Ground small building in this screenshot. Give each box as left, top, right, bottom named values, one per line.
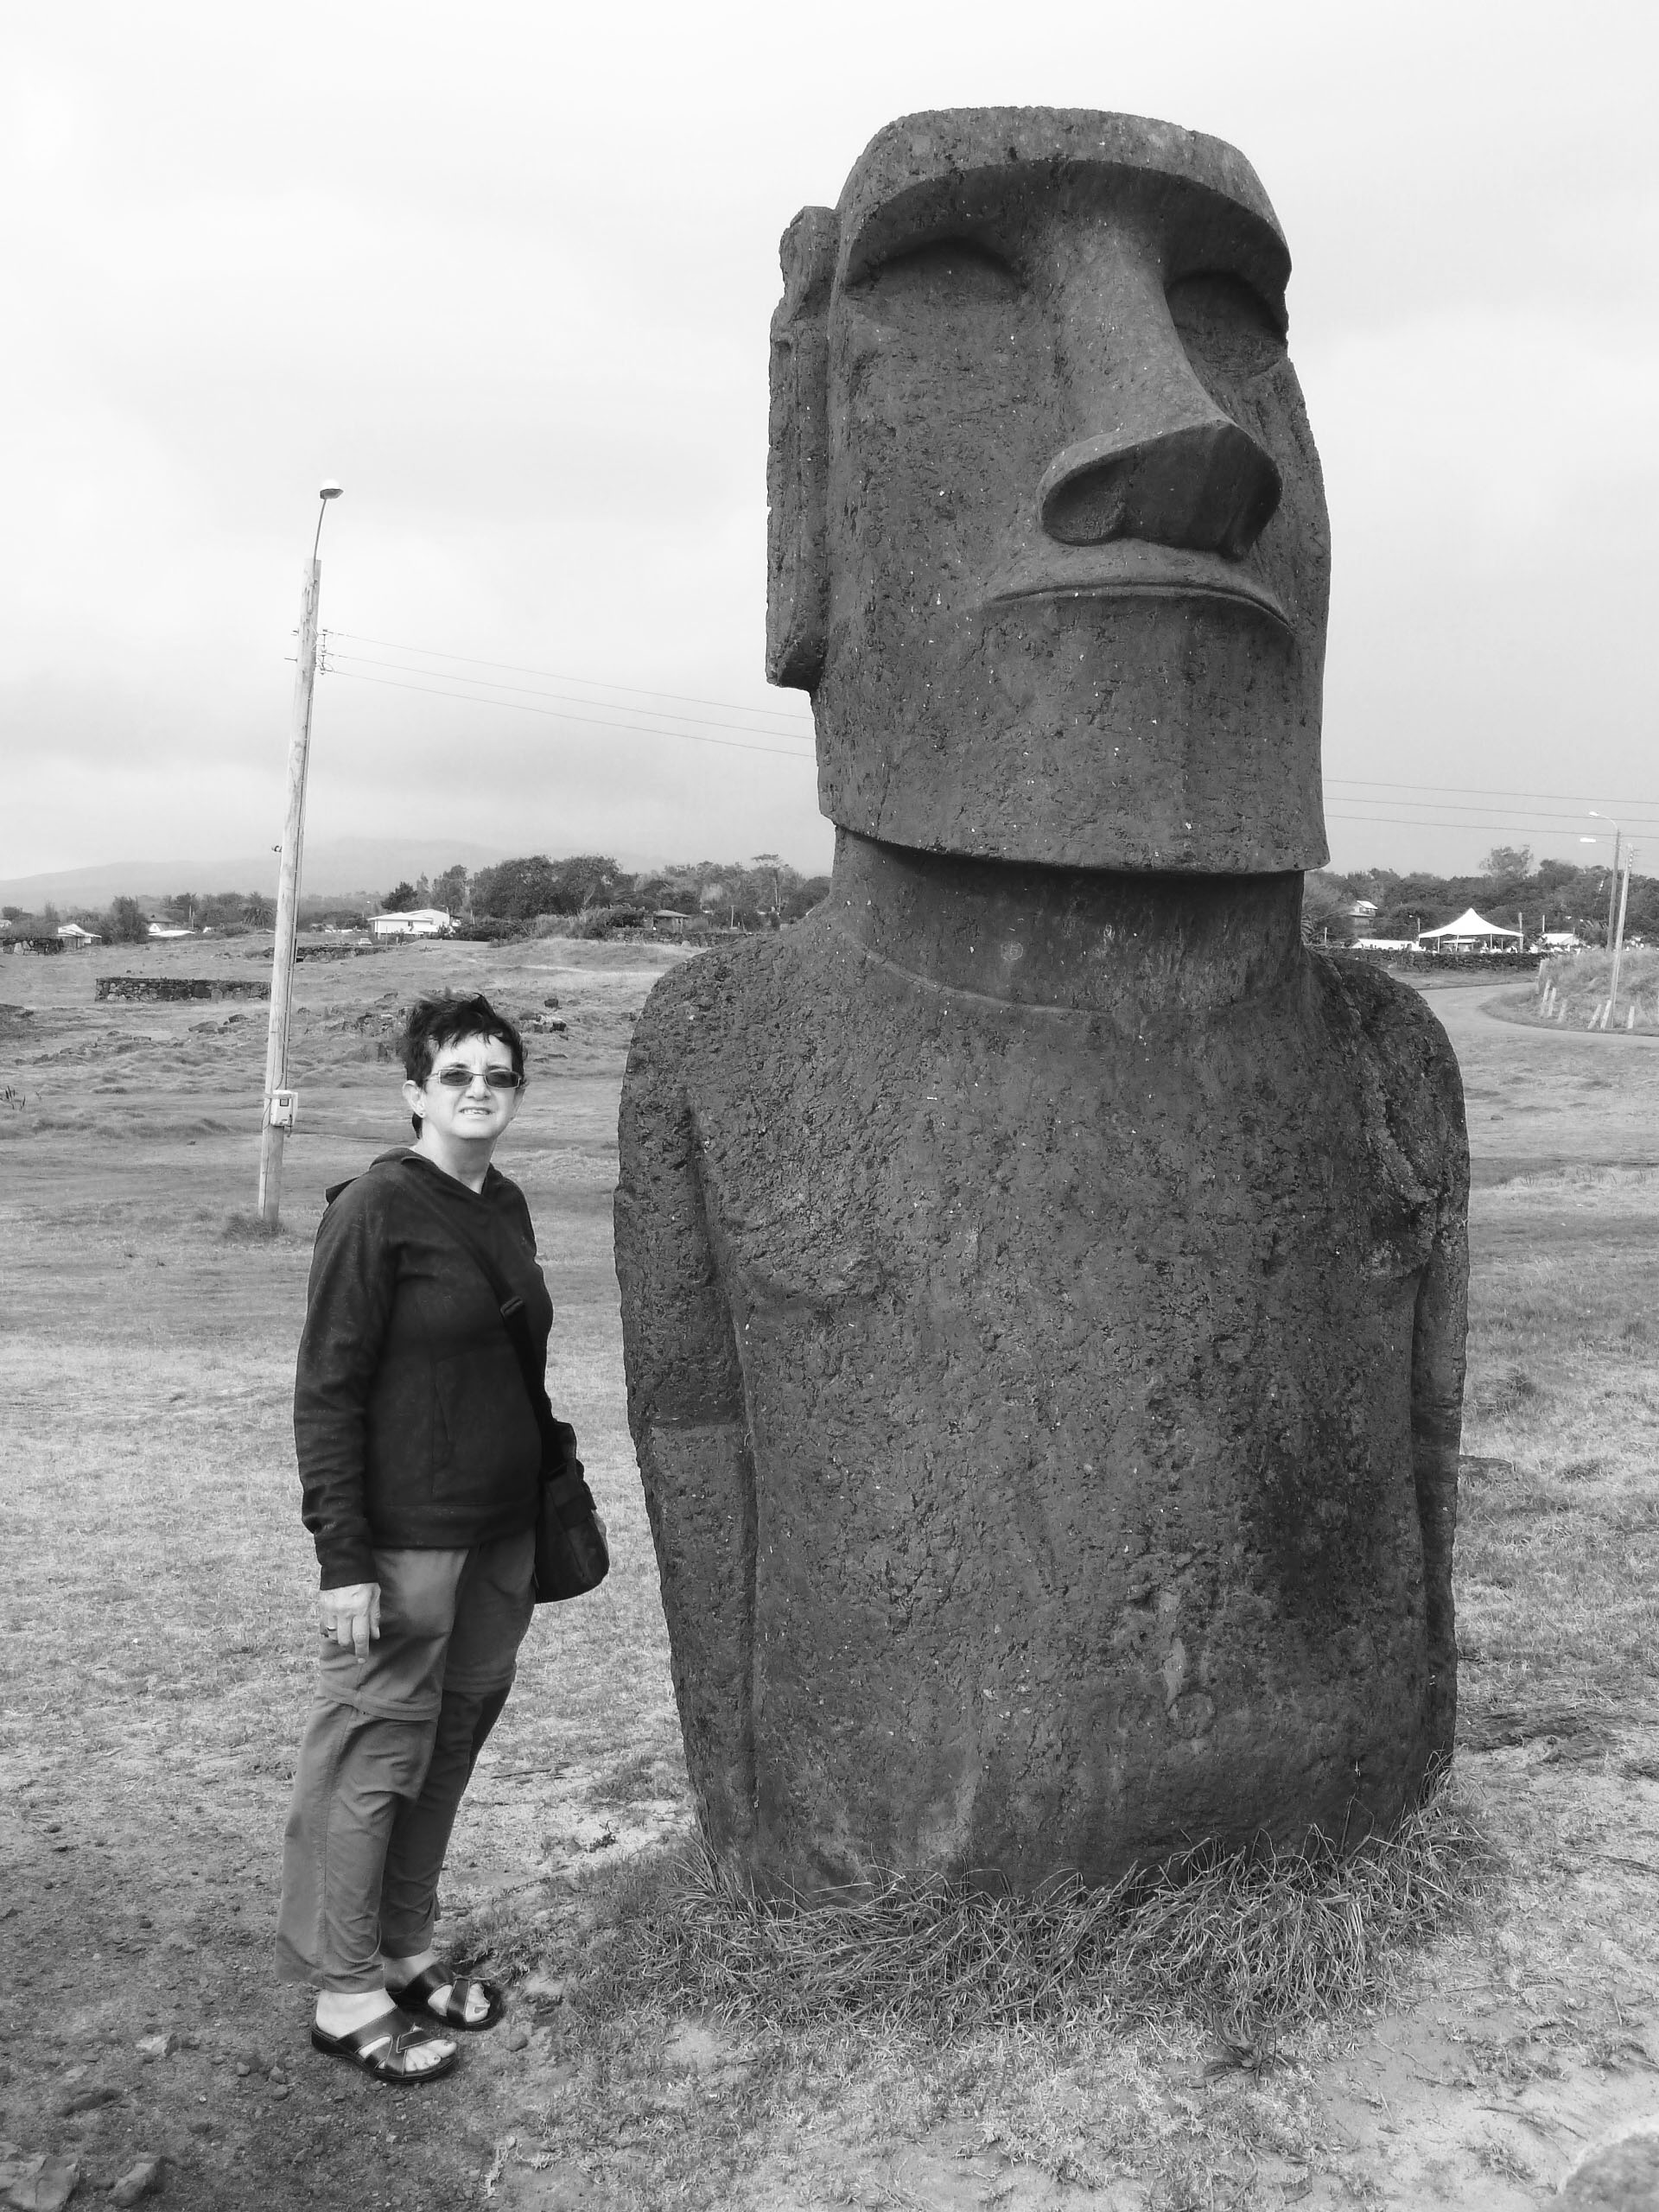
left=1415, top=908, right=1523, bottom=955
left=369, top=908, right=454, bottom=939
left=147, top=923, right=192, bottom=939
left=56, top=923, right=101, bottom=949
left=1540, top=931, right=1585, bottom=954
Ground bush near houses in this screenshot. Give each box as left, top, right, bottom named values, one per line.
left=449, top=854, right=832, bottom=938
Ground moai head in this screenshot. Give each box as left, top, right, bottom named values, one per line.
left=767, top=109, right=1332, bottom=873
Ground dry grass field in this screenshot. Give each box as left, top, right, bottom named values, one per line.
left=1519, top=947, right=1659, bottom=1036
left=2, top=938, right=1656, bottom=2211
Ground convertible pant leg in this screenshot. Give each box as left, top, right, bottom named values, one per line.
left=378, top=1533, right=535, bottom=1959
left=275, top=1532, right=534, bottom=1992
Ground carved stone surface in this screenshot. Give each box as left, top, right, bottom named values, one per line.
left=1560, top=2127, right=1659, bottom=2210
left=616, top=109, right=1468, bottom=1895
left=766, top=108, right=1331, bottom=875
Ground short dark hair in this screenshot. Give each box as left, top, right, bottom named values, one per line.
left=400, top=993, right=526, bottom=1135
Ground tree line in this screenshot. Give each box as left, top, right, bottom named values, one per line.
left=0, top=855, right=832, bottom=942
left=7, top=843, right=1649, bottom=949
left=377, top=853, right=832, bottom=933
left=0, top=890, right=276, bottom=942
left=1304, top=846, right=1656, bottom=946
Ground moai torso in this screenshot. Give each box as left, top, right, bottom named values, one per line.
left=615, top=109, right=1468, bottom=1892
left=617, top=860, right=1466, bottom=1890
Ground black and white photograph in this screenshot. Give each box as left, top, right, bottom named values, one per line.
left=3, top=4, right=1656, bottom=2207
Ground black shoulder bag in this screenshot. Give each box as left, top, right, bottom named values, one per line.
left=394, top=1171, right=610, bottom=1605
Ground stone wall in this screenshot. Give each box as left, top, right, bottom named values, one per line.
left=95, top=976, right=270, bottom=1003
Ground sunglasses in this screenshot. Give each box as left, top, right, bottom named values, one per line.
left=430, top=1066, right=524, bottom=1091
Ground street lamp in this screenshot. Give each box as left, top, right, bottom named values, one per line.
left=257, top=483, right=344, bottom=1226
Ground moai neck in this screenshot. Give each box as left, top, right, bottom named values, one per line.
left=823, top=830, right=1306, bottom=1020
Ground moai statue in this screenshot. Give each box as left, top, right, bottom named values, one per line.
left=615, top=109, right=1467, bottom=1895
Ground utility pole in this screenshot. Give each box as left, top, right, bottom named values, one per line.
left=1606, top=848, right=1634, bottom=1030
left=257, top=484, right=343, bottom=1226
left=1607, top=830, right=1622, bottom=946
left=1589, top=812, right=1623, bottom=947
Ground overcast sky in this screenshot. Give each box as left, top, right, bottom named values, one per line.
left=5, top=0, right=1656, bottom=884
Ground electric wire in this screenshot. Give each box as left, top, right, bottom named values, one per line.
left=325, top=630, right=816, bottom=738
left=315, top=630, right=1655, bottom=846
left=323, top=646, right=817, bottom=747
left=1324, top=810, right=1650, bottom=842
left=1323, top=799, right=1659, bottom=833
left=324, top=665, right=810, bottom=763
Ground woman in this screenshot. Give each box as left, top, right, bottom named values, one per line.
left=277, top=991, right=553, bottom=2082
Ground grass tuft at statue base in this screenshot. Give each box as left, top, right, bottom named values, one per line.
left=615, top=1769, right=1491, bottom=2039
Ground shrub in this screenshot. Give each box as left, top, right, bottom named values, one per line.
left=102, top=896, right=152, bottom=944
left=449, top=915, right=527, bottom=944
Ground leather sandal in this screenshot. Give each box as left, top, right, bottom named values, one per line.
left=309, top=2005, right=459, bottom=2083
left=385, top=1962, right=505, bottom=2032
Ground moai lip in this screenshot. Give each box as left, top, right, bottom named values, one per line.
left=617, top=110, right=1467, bottom=1897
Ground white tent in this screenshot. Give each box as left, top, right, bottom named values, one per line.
left=1415, top=908, right=1523, bottom=951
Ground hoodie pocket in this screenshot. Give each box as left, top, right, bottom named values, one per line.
left=431, top=1345, right=543, bottom=1503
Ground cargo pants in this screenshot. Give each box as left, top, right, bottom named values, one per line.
left=276, top=1530, right=536, bottom=1992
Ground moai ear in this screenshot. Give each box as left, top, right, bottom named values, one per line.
left=766, top=206, right=838, bottom=691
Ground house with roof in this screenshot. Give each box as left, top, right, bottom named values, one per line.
left=368, top=908, right=454, bottom=939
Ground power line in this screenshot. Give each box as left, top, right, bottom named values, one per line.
left=323, top=645, right=817, bottom=747
left=316, top=674, right=1649, bottom=835
left=328, top=634, right=1655, bottom=805
left=1327, top=772, right=1656, bottom=809
left=323, top=664, right=812, bottom=763
left=317, top=626, right=1656, bottom=837
left=1324, top=808, right=1656, bottom=841
left=326, top=629, right=816, bottom=737
left=1325, top=800, right=1659, bottom=833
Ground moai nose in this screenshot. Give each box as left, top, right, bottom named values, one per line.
left=1037, top=234, right=1282, bottom=560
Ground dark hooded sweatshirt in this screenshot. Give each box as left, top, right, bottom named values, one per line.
left=293, top=1147, right=553, bottom=1587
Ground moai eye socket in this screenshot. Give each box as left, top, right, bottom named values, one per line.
left=1166, top=272, right=1287, bottom=395
left=858, top=236, right=1024, bottom=323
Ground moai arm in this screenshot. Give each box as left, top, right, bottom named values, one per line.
left=1411, top=1023, right=1470, bottom=1760
left=614, top=1000, right=757, bottom=1852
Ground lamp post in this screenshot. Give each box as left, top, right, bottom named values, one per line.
left=257, top=484, right=343, bottom=1226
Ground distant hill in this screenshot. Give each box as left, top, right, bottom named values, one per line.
left=0, top=838, right=511, bottom=910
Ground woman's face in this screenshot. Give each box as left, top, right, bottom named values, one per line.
left=402, top=1032, right=524, bottom=1147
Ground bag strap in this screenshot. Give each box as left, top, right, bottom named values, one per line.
left=392, top=1160, right=571, bottom=1476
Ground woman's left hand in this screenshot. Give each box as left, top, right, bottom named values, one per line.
left=317, top=1580, right=381, bottom=1658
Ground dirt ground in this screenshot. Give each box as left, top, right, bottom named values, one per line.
left=1, top=937, right=1656, bottom=2210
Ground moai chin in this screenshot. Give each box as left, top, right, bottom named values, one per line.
left=616, top=109, right=1468, bottom=1895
